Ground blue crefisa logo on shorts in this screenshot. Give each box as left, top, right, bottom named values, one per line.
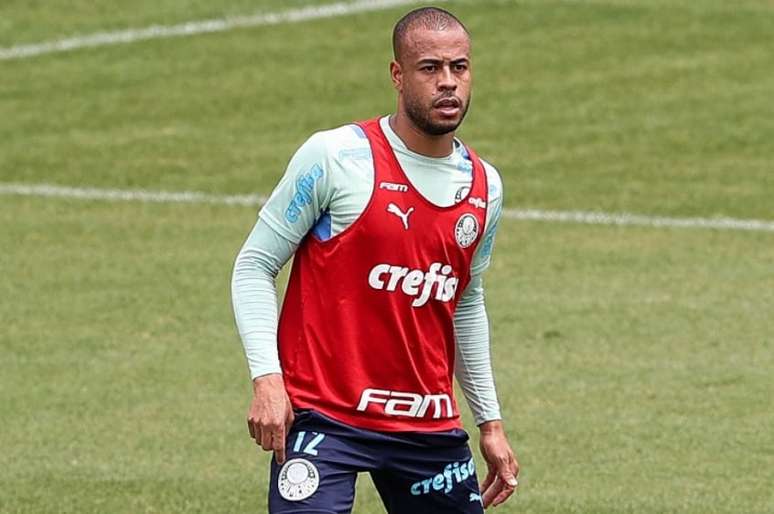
left=285, top=164, right=324, bottom=223
left=409, top=458, right=476, bottom=496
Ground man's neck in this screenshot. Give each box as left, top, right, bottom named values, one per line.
left=388, top=113, right=455, bottom=158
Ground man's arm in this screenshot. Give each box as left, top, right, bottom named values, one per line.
left=232, top=219, right=298, bottom=464
left=232, top=219, right=296, bottom=378
left=231, top=132, right=333, bottom=464
left=454, top=277, right=520, bottom=508
left=453, top=275, right=501, bottom=425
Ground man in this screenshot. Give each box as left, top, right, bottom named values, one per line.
left=232, top=6, right=519, bottom=513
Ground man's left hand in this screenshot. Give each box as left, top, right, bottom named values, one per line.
left=478, top=420, right=519, bottom=509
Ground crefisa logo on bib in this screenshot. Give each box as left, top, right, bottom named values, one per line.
left=368, top=262, right=459, bottom=307
left=455, top=214, right=479, bottom=248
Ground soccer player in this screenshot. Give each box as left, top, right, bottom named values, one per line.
left=232, top=6, right=519, bottom=513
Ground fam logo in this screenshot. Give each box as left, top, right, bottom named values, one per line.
left=409, top=458, right=477, bottom=496
left=379, top=181, right=409, bottom=193
left=455, top=214, right=479, bottom=248
left=357, top=388, right=453, bottom=419
left=284, top=164, right=324, bottom=223
left=367, top=262, right=459, bottom=307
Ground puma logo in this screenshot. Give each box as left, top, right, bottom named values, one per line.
left=387, top=202, right=414, bottom=230
left=469, top=493, right=482, bottom=504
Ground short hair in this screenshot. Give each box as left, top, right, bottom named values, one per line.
left=392, top=6, right=469, bottom=61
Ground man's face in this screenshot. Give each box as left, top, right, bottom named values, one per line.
left=393, top=26, right=472, bottom=136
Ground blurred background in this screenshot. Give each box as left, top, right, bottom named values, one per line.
left=1, top=1, right=772, bottom=512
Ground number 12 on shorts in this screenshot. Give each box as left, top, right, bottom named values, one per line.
left=292, top=431, right=326, bottom=456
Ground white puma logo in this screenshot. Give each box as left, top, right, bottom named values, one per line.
left=469, top=493, right=482, bottom=504
left=387, top=202, right=414, bottom=230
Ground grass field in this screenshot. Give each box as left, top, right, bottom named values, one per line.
left=2, top=1, right=773, bottom=513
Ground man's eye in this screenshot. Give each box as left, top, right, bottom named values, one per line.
left=422, top=65, right=436, bottom=72
left=454, top=64, right=468, bottom=72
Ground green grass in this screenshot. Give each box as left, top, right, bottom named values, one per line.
left=2, top=0, right=773, bottom=513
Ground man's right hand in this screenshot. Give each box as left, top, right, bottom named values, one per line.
left=247, top=373, right=295, bottom=465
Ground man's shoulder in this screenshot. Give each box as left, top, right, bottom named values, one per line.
left=300, top=122, right=372, bottom=161
left=455, top=140, right=502, bottom=193
left=475, top=156, right=503, bottom=204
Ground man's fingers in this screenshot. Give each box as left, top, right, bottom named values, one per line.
left=490, top=463, right=519, bottom=507
left=500, top=468, right=519, bottom=488
left=491, top=485, right=516, bottom=507
left=479, top=468, right=496, bottom=494
left=508, top=456, right=520, bottom=484
left=256, top=426, right=265, bottom=445
left=247, top=418, right=256, bottom=439
left=481, top=475, right=502, bottom=508
left=480, top=467, right=500, bottom=508
left=260, top=426, right=274, bottom=451
left=274, top=445, right=287, bottom=466
left=273, top=427, right=287, bottom=465
left=482, top=470, right=519, bottom=508
left=285, top=409, right=295, bottom=436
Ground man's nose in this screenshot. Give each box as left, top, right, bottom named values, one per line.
left=438, top=65, right=457, bottom=91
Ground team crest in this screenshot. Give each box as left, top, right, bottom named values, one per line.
left=455, top=214, right=479, bottom=248
left=278, top=458, right=320, bottom=501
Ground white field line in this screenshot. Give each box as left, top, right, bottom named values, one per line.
left=0, top=0, right=435, bottom=61
left=0, top=182, right=266, bottom=207
left=506, top=209, right=774, bottom=232
left=2, top=182, right=773, bottom=233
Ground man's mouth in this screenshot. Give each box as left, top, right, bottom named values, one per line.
left=433, top=97, right=461, bottom=116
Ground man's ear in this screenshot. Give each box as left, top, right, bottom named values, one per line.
left=390, top=60, right=402, bottom=92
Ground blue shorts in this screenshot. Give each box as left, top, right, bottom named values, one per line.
left=268, top=410, right=484, bottom=514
